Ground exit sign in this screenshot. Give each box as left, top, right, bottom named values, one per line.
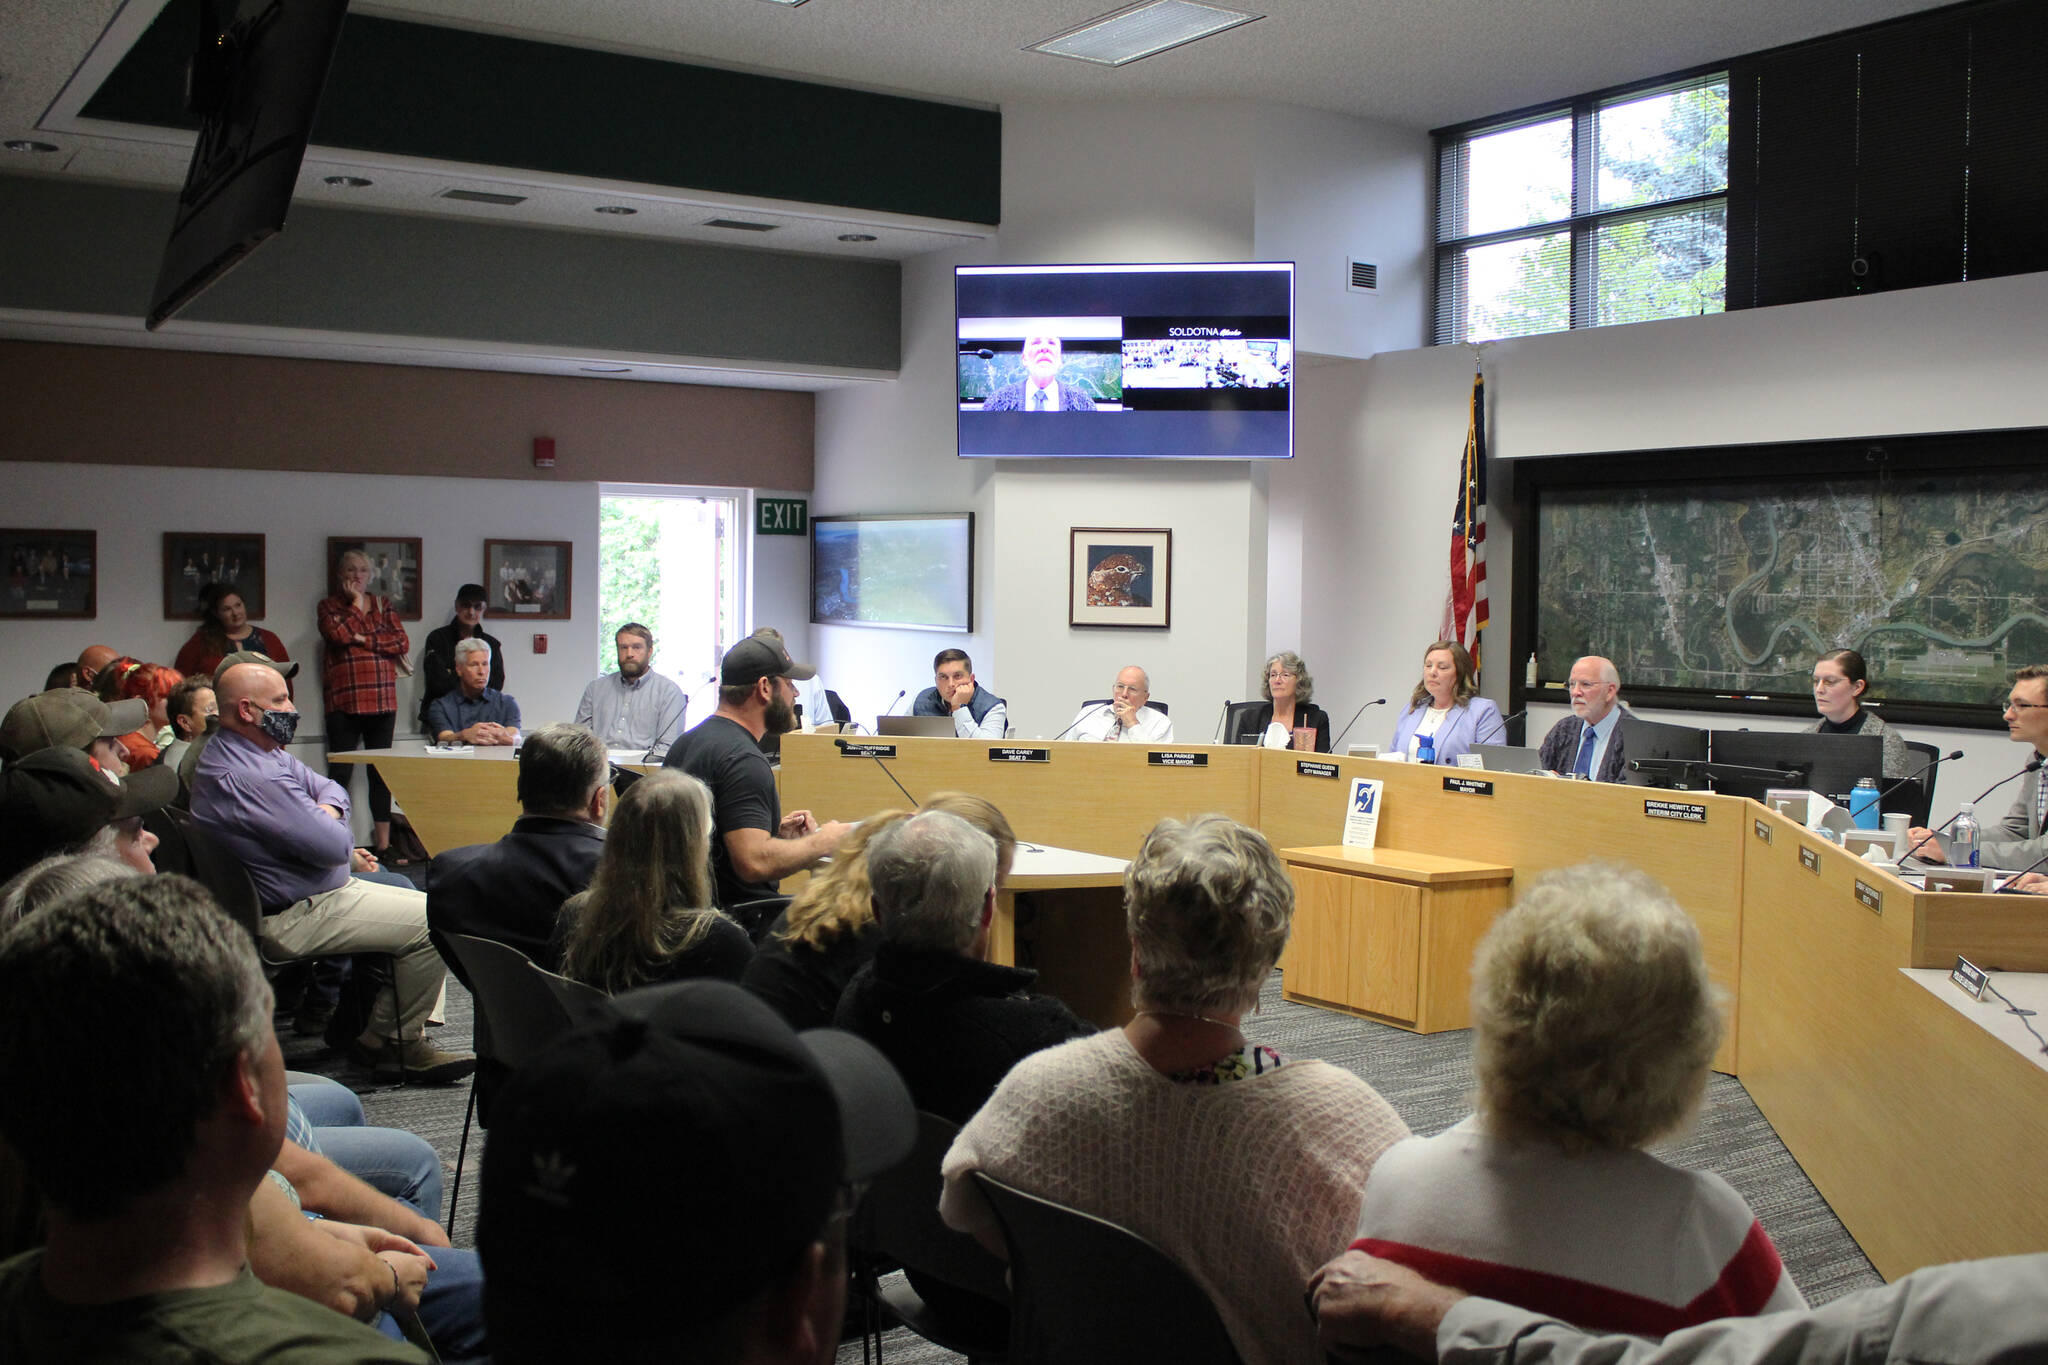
left=757, top=498, right=808, bottom=536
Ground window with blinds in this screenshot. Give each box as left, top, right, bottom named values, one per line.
left=1433, top=76, right=1729, bottom=346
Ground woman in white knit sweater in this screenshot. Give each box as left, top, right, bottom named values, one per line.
left=940, top=814, right=1410, bottom=1365
left=1341, top=863, right=1806, bottom=1336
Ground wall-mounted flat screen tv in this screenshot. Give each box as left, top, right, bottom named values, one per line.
left=956, top=262, right=1294, bottom=460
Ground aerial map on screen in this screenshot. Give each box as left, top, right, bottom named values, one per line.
left=1535, top=471, right=2048, bottom=707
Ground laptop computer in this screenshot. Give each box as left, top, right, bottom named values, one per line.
left=1471, top=743, right=1550, bottom=775
left=877, top=715, right=956, bottom=738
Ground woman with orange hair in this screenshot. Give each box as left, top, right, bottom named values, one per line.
left=111, top=662, right=184, bottom=769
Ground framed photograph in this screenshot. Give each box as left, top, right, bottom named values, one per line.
left=1069, top=527, right=1172, bottom=629
left=811, top=513, right=974, bottom=633
left=328, top=538, right=424, bottom=619
left=1, top=529, right=96, bottom=619
left=484, top=539, right=572, bottom=619
left=164, top=532, right=265, bottom=619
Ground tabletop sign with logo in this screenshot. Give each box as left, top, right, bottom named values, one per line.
left=991, top=747, right=1051, bottom=763
left=1799, top=845, right=1821, bottom=874
left=1443, top=775, right=1494, bottom=797
left=1644, top=799, right=1707, bottom=823
left=838, top=742, right=896, bottom=759
left=1753, top=818, right=1773, bottom=844
left=1149, top=751, right=1209, bottom=767
left=1296, top=760, right=1341, bottom=779
left=1950, top=954, right=1989, bottom=1001
left=1853, top=879, right=1884, bottom=915
left=756, top=498, right=808, bottom=536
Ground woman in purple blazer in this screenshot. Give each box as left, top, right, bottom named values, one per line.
left=1388, top=640, right=1505, bottom=764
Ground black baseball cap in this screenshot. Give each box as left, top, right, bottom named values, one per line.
left=0, top=747, right=177, bottom=881
left=720, top=635, right=817, bottom=686
left=456, top=583, right=489, bottom=607
left=479, top=980, right=911, bottom=1354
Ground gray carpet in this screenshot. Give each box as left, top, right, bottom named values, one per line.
left=281, top=965, right=1881, bottom=1365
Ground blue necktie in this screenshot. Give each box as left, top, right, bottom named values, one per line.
left=1572, top=722, right=1597, bottom=778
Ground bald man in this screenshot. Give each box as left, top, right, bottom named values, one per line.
left=1535, top=655, right=1632, bottom=782
left=75, top=644, right=118, bottom=688
left=189, top=663, right=472, bottom=1084
left=1067, top=666, right=1173, bottom=742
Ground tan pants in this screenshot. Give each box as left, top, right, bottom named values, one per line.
left=261, top=877, right=444, bottom=1041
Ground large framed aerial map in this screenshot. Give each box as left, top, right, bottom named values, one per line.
left=1517, top=428, right=2048, bottom=727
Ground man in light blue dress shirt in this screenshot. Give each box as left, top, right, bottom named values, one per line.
left=574, top=622, right=687, bottom=760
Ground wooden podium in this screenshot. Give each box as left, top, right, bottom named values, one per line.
left=1278, top=845, right=1512, bottom=1033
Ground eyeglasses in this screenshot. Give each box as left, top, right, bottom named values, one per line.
left=2006, top=699, right=2048, bottom=712
left=1566, top=681, right=1608, bottom=693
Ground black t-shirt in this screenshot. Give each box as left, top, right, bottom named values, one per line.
left=664, top=714, right=779, bottom=907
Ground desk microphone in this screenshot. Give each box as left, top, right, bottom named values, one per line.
left=1051, top=702, right=1112, bottom=744
left=1902, top=754, right=2043, bottom=863
left=879, top=689, right=908, bottom=720
left=1876, top=749, right=1963, bottom=804
left=1992, top=841, right=2048, bottom=893
left=835, top=736, right=920, bottom=808
left=1212, top=698, right=1231, bottom=744
left=1329, top=699, right=1388, bottom=752
left=1486, top=708, right=1527, bottom=746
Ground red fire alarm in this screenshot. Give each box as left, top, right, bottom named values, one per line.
left=533, top=437, right=556, bottom=469
left=533, top=634, right=548, bottom=654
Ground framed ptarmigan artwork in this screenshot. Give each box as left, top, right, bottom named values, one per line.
left=1069, top=527, right=1171, bottom=629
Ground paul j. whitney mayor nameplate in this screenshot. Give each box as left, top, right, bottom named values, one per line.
left=1443, top=775, right=1494, bottom=796
left=838, top=743, right=897, bottom=759
left=990, top=747, right=1051, bottom=763
left=1148, top=751, right=1209, bottom=767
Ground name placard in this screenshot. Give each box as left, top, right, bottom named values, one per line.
left=1148, top=750, right=1209, bottom=767
left=1644, top=799, right=1707, bottom=823
left=1799, top=846, right=1821, bottom=873
left=1296, top=760, right=1340, bottom=779
left=1443, top=775, right=1494, bottom=797
left=838, top=743, right=897, bottom=759
left=990, top=747, right=1050, bottom=764
left=1853, top=879, right=1884, bottom=915
left=1753, top=818, right=1772, bottom=844
left=1950, top=955, right=1989, bottom=1001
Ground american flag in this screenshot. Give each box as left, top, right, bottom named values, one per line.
left=1443, top=373, right=1488, bottom=667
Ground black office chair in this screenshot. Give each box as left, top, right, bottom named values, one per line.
left=730, top=894, right=794, bottom=944
left=440, top=933, right=581, bottom=1227
left=853, top=1112, right=1010, bottom=1362
left=972, top=1173, right=1243, bottom=1365
left=1219, top=701, right=1265, bottom=746
left=1081, top=698, right=1168, bottom=714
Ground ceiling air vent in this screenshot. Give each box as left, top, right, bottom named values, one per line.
left=701, top=217, right=780, bottom=232
left=1348, top=259, right=1379, bottom=292
left=439, top=189, right=527, bottom=206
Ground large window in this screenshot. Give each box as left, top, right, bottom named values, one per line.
left=1434, top=75, right=1729, bottom=345
left=598, top=488, right=743, bottom=690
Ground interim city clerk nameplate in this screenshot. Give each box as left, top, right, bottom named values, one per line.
left=1148, top=751, right=1209, bottom=767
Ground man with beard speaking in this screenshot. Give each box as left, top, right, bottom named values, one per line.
left=665, top=634, right=852, bottom=923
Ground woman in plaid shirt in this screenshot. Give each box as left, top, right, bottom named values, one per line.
left=318, top=547, right=410, bottom=858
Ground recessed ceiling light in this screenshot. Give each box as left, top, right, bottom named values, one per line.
left=4, top=139, right=60, bottom=154
left=1029, top=0, right=1261, bottom=67
left=837, top=233, right=877, bottom=243
left=594, top=205, right=638, bottom=215
left=323, top=174, right=372, bottom=188
left=580, top=366, right=632, bottom=374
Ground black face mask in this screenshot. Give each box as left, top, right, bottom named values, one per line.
left=254, top=705, right=299, bottom=747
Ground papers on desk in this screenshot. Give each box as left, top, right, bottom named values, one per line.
left=1343, top=776, right=1384, bottom=849
left=423, top=744, right=474, bottom=755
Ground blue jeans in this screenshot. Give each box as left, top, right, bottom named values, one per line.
left=376, top=1244, right=487, bottom=1361
left=286, top=1074, right=445, bottom=1222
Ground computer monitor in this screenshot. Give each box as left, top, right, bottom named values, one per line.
left=1706, top=730, right=1884, bottom=805
left=1621, top=718, right=1709, bottom=789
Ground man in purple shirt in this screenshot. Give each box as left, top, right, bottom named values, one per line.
left=191, top=662, right=473, bottom=1085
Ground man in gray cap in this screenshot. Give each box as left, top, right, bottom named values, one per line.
left=664, top=635, right=851, bottom=917
left=480, top=979, right=913, bottom=1364
left=0, top=686, right=155, bottom=777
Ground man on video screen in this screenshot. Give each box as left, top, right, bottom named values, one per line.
left=982, top=334, right=1098, bottom=412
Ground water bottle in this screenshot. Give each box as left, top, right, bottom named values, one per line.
left=1950, top=802, right=1981, bottom=868
left=1417, top=735, right=1436, bottom=765
left=1849, top=777, right=1880, bottom=830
